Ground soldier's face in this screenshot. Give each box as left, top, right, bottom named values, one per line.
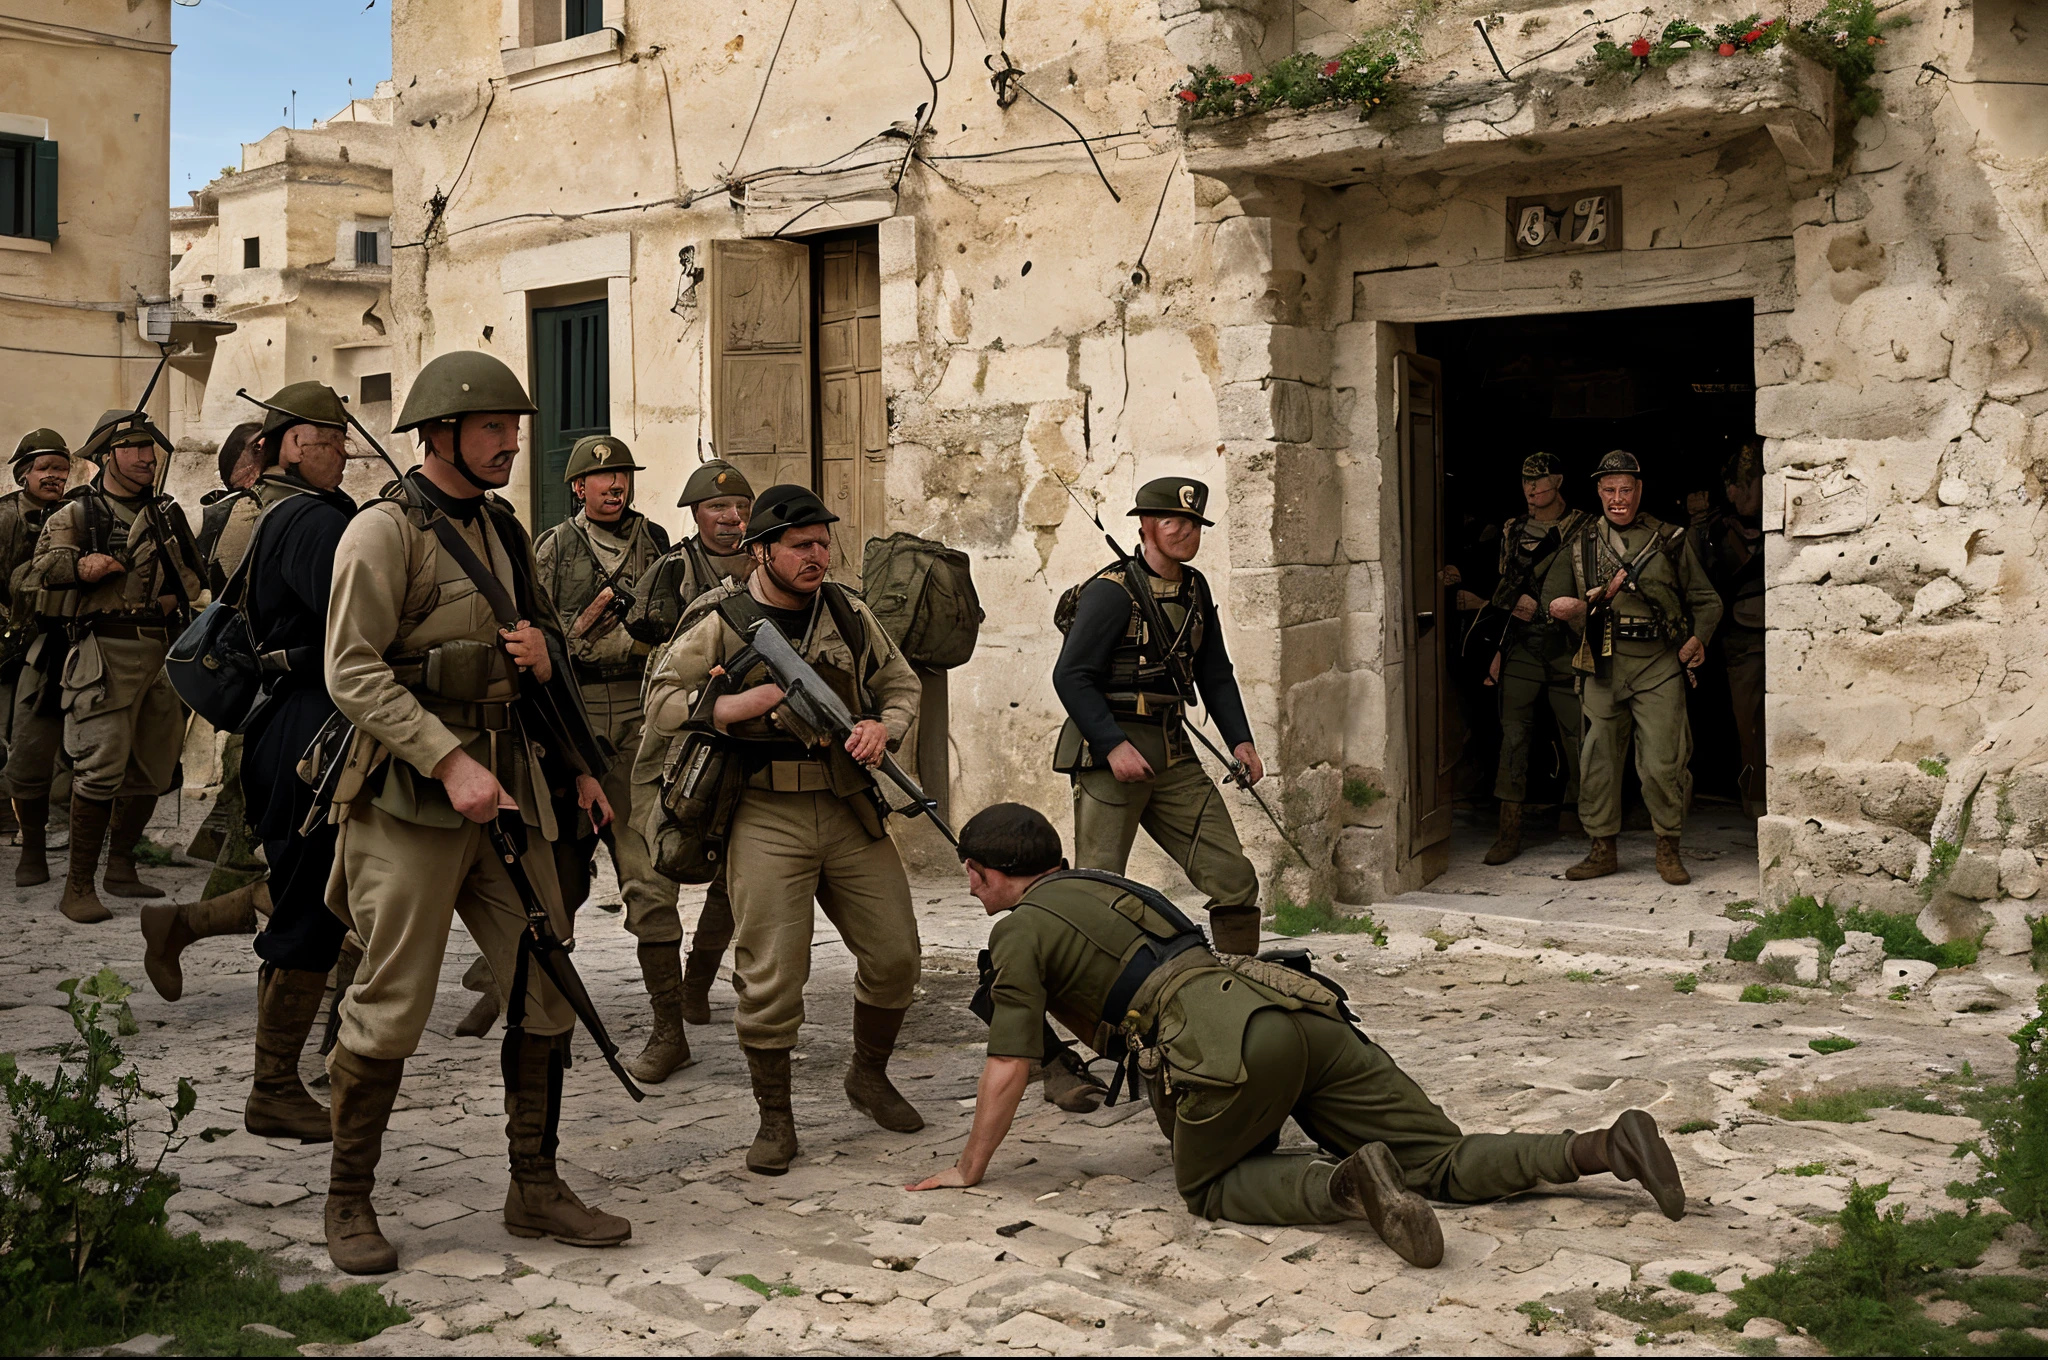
left=19, top=454, right=69, bottom=503
left=695, top=495, right=750, bottom=553
left=1140, top=513, right=1203, bottom=563
left=1522, top=475, right=1561, bottom=513
left=963, top=861, right=1026, bottom=914
left=107, top=440, right=158, bottom=494
left=759, top=524, right=831, bottom=594
left=1598, top=474, right=1642, bottom=526
left=576, top=470, right=631, bottom=522
left=427, top=413, right=522, bottom=486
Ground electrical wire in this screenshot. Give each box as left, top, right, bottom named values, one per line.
left=1012, top=84, right=1121, bottom=202
left=728, top=0, right=803, bottom=181
left=0, top=342, right=155, bottom=360
left=1506, top=12, right=1641, bottom=74
left=1918, top=62, right=2048, bottom=88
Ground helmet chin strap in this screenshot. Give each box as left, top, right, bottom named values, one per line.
left=760, top=544, right=816, bottom=603
left=444, top=419, right=495, bottom=493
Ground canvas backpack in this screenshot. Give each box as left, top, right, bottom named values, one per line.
left=859, top=531, right=984, bottom=670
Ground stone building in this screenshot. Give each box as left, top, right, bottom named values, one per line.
left=387, top=0, right=2047, bottom=907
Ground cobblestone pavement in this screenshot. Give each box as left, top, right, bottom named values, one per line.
left=3, top=798, right=2040, bottom=1356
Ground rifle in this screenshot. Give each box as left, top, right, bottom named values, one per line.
left=1050, top=476, right=1311, bottom=868
left=1572, top=524, right=1694, bottom=684
left=1462, top=518, right=1564, bottom=661
left=485, top=810, right=645, bottom=1102
left=733, top=614, right=960, bottom=847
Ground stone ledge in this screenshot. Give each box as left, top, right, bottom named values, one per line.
left=501, top=28, right=622, bottom=90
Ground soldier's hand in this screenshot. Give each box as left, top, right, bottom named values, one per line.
left=1606, top=567, right=1630, bottom=597
left=1679, top=636, right=1706, bottom=669
left=906, top=1166, right=980, bottom=1192
left=571, top=588, right=614, bottom=640
left=1487, top=652, right=1502, bottom=687
left=1512, top=593, right=1539, bottom=622
left=1106, top=741, right=1154, bottom=783
left=1437, top=564, right=1462, bottom=587
left=77, top=553, right=125, bottom=583
left=500, top=621, right=552, bottom=683
left=575, top=773, right=612, bottom=832
left=845, top=719, right=889, bottom=768
left=433, top=747, right=512, bottom=824
left=1455, top=590, right=1487, bottom=612
left=1549, top=596, right=1586, bottom=624
left=1233, top=742, right=1264, bottom=786
left=712, top=681, right=786, bottom=731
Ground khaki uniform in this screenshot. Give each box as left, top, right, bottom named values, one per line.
left=33, top=481, right=204, bottom=802
left=0, top=489, right=64, bottom=798
left=642, top=581, right=921, bottom=1050
left=984, top=872, right=1577, bottom=1223
left=1491, top=509, right=1589, bottom=805
left=324, top=485, right=582, bottom=1060
left=1541, top=514, right=1723, bottom=839
left=534, top=511, right=675, bottom=938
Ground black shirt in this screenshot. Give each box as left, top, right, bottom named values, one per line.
left=245, top=474, right=357, bottom=682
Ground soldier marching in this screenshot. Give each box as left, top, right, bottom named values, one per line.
left=2, top=426, right=78, bottom=884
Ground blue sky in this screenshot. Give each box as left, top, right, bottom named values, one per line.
left=170, top=0, right=392, bottom=204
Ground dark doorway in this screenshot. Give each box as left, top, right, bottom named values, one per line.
left=1415, top=299, right=1761, bottom=856
left=531, top=298, right=610, bottom=532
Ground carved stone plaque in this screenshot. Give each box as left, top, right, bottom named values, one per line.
left=1505, top=187, right=1623, bottom=261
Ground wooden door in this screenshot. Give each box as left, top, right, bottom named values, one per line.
left=1398, top=352, right=1452, bottom=858
left=709, top=239, right=812, bottom=495
left=532, top=298, right=609, bottom=532
left=815, top=232, right=883, bottom=583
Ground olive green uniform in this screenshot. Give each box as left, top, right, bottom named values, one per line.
left=534, top=510, right=674, bottom=938
left=0, top=488, right=65, bottom=799
left=984, top=872, right=1578, bottom=1223
left=1540, top=514, right=1722, bottom=839
left=642, top=581, right=921, bottom=1050
left=1492, top=509, right=1589, bottom=805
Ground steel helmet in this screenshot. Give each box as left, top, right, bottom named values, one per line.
left=678, top=458, right=754, bottom=507
left=11, top=427, right=69, bottom=467
left=393, top=352, right=537, bottom=433
left=563, top=434, right=644, bottom=482
left=243, top=380, right=349, bottom=437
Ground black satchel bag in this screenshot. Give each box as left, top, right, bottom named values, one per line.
left=166, top=499, right=282, bottom=732
left=652, top=728, right=745, bottom=884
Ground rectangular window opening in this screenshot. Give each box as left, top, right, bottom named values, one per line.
left=0, top=135, right=56, bottom=241
left=354, top=230, right=380, bottom=266
left=359, top=373, right=393, bottom=405
left=564, top=0, right=604, bottom=39
left=242, top=236, right=261, bottom=268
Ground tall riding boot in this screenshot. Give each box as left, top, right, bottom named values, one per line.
left=1564, top=835, right=1619, bottom=881
left=140, top=880, right=268, bottom=1001
left=1208, top=906, right=1262, bottom=957
left=103, top=796, right=166, bottom=899
left=14, top=797, right=49, bottom=887
left=59, top=796, right=114, bottom=924
left=1655, top=835, right=1691, bottom=886
left=454, top=955, right=500, bottom=1038
left=1483, top=801, right=1524, bottom=866
left=325, top=1044, right=404, bottom=1275
left=626, top=942, right=692, bottom=1083
left=742, top=1045, right=800, bottom=1175
left=845, top=1001, right=925, bottom=1133
left=1569, top=1108, right=1686, bottom=1221
left=502, top=1030, right=631, bottom=1246
left=679, top=945, right=723, bottom=1026
left=246, top=965, right=333, bottom=1141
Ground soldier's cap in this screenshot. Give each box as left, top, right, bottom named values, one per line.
left=1128, top=476, right=1213, bottom=526
left=239, top=381, right=349, bottom=438
left=1592, top=449, right=1643, bottom=480
left=564, top=434, right=644, bottom=482
left=76, top=409, right=170, bottom=463
left=11, top=428, right=70, bottom=467
left=678, top=458, right=754, bottom=508
left=741, top=483, right=838, bottom=547
left=957, top=802, right=1065, bottom=876
left=1519, top=452, right=1562, bottom=480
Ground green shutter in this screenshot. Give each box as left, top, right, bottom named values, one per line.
left=30, top=139, right=56, bottom=242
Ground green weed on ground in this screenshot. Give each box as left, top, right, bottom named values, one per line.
left=1667, top=1271, right=1720, bottom=1295
left=1567, top=969, right=1602, bottom=982
left=1741, top=984, right=1790, bottom=1004
left=1675, top=1119, right=1720, bottom=1135
left=2029, top=917, right=2048, bottom=977
left=732, top=1274, right=802, bottom=1299
left=1919, top=758, right=1949, bottom=780
left=1516, top=1300, right=1560, bottom=1334
left=1673, top=972, right=1699, bottom=994
left=1273, top=894, right=1387, bottom=945
left=1953, top=985, right=2048, bottom=1237
left=1810, top=1037, right=1859, bottom=1055
left=1726, top=895, right=1979, bottom=971
left=130, top=836, right=181, bottom=867
left=1754, top=1085, right=1948, bottom=1124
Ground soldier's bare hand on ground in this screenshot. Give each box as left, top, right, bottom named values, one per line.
left=845, top=719, right=888, bottom=768
left=1512, top=594, right=1539, bottom=622
left=575, top=773, right=612, bottom=832
left=1106, top=741, right=1155, bottom=783
left=711, top=680, right=785, bottom=731
left=1233, top=743, right=1264, bottom=786
left=1549, top=596, right=1586, bottom=624
left=432, top=747, right=513, bottom=824
left=76, top=553, right=125, bottom=583
left=500, top=621, right=552, bottom=683
left=1678, top=636, right=1705, bottom=669
left=1487, top=652, right=1502, bottom=687
left=906, top=1165, right=979, bottom=1191
left=570, top=588, right=613, bottom=639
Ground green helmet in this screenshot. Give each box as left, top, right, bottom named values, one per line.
left=76, top=409, right=167, bottom=464
left=1128, top=475, right=1213, bottom=527
left=563, top=434, right=643, bottom=482
left=678, top=459, right=754, bottom=508
left=11, top=427, right=69, bottom=467
left=393, top=351, right=537, bottom=433
left=741, top=483, right=838, bottom=546
left=1519, top=452, right=1561, bottom=480
left=1591, top=449, right=1643, bottom=480
left=243, top=380, right=348, bottom=437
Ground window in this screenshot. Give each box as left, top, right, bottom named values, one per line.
left=359, top=373, right=393, bottom=404
left=355, top=230, right=380, bottom=266
left=564, top=0, right=604, bottom=38
left=0, top=134, right=57, bottom=242
left=242, top=236, right=260, bottom=268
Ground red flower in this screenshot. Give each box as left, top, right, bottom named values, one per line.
left=1762, top=17, right=1778, bottom=27
left=1177, top=88, right=1198, bottom=102
left=1229, top=72, right=1254, bottom=85
left=1718, top=41, right=1736, bottom=55
left=1743, top=28, right=1762, bottom=42
left=1322, top=59, right=1341, bottom=77
left=1866, top=34, right=1884, bottom=45
left=1628, top=37, right=1652, bottom=57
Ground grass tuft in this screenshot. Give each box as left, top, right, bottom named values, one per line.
left=1272, top=894, right=1387, bottom=944
left=1341, top=776, right=1385, bottom=809
left=1674, top=1119, right=1719, bottom=1135
left=1566, top=969, right=1602, bottom=982
left=1754, top=1084, right=1946, bottom=1124
left=1672, top=972, right=1698, bottom=994
left=1666, top=1270, right=1719, bottom=1295
left=1726, top=895, right=1978, bottom=971
left=130, top=836, right=181, bottom=867
left=732, top=1273, right=802, bottom=1299
left=1740, top=984, right=1788, bottom=1004
left=1516, top=1300, right=1559, bottom=1334
left=1809, top=1037, right=1858, bottom=1055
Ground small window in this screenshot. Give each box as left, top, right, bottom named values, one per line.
left=169, top=252, right=183, bottom=270
left=242, top=236, right=260, bottom=268
left=564, top=0, right=603, bottom=39
left=355, top=230, right=380, bottom=266
left=359, top=373, right=393, bottom=404
left=0, top=135, right=57, bottom=242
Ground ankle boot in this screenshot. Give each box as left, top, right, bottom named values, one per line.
left=140, top=881, right=267, bottom=1002
left=455, top=955, right=500, bottom=1038
left=1207, top=906, right=1262, bottom=957
left=1039, top=1047, right=1108, bottom=1114
left=1570, top=1109, right=1685, bottom=1221
left=743, top=1045, right=800, bottom=1175
left=246, top=965, right=333, bottom=1141
left=1328, top=1142, right=1444, bottom=1268
left=103, top=796, right=166, bottom=899
left=1483, top=801, right=1524, bottom=865
left=846, top=1001, right=925, bottom=1133
left=1564, top=834, right=1619, bottom=881
left=1655, top=835, right=1691, bottom=885
left=679, top=945, right=723, bottom=1026
left=15, top=797, right=49, bottom=887
left=502, top=1030, right=631, bottom=1246
left=325, top=1044, right=404, bottom=1275
left=59, top=796, right=114, bottom=924
left=626, top=942, right=692, bottom=1083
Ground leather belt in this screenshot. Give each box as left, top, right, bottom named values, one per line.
left=752, top=759, right=832, bottom=793
left=79, top=617, right=170, bottom=640
left=574, top=660, right=647, bottom=684
left=1614, top=620, right=1664, bottom=642
left=418, top=695, right=515, bottom=731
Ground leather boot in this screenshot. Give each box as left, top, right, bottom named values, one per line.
left=1558, top=806, right=1585, bottom=838
left=743, top=1045, right=800, bottom=1175
left=1483, top=801, right=1523, bottom=865
left=1328, top=1142, right=1444, bottom=1268
left=246, top=965, right=333, bottom=1141
left=325, top=1044, right=404, bottom=1275
left=455, top=955, right=500, bottom=1038
left=626, top=942, right=692, bottom=1083
left=103, top=796, right=166, bottom=899
left=1039, top=1047, right=1108, bottom=1114
left=140, top=881, right=267, bottom=1002
left=679, top=945, right=723, bottom=1026
left=502, top=1029, right=631, bottom=1246
left=1570, top=1109, right=1686, bottom=1221
left=1564, top=835, right=1619, bottom=881
left=1208, top=906, right=1262, bottom=957
left=59, top=796, right=114, bottom=924
left=1655, top=835, right=1691, bottom=886
left=845, top=1001, right=925, bottom=1133
left=15, top=797, right=49, bottom=887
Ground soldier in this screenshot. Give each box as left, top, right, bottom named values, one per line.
left=187, top=418, right=268, bottom=877
left=1479, top=453, right=1592, bottom=864
left=625, top=458, right=754, bottom=1027
left=1542, top=451, right=1722, bottom=885
left=1051, top=476, right=1264, bottom=956
left=320, top=351, right=627, bottom=1274
left=911, top=802, right=1688, bottom=1257
left=641, top=484, right=924, bottom=1176
left=1, top=427, right=76, bottom=880
left=533, top=434, right=685, bottom=1083
left=1692, top=445, right=1766, bottom=818
left=33, top=409, right=205, bottom=924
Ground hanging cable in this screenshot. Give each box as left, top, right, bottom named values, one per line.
left=1011, top=83, right=1121, bottom=202
left=728, top=0, right=803, bottom=181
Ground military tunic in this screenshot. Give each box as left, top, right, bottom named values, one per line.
left=1540, top=513, right=1723, bottom=839
left=642, top=581, right=921, bottom=1050
left=1491, top=509, right=1589, bottom=805
left=32, top=479, right=205, bottom=803
left=985, top=872, right=1578, bottom=1223
left=0, top=488, right=65, bottom=799
left=197, top=487, right=261, bottom=595
left=534, top=510, right=676, bottom=940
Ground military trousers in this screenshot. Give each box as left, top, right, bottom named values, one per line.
left=693, top=866, right=736, bottom=960
left=326, top=803, right=575, bottom=1061
left=1723, top=627, right=1766, bottom=815
left=580, top=678, right=680, bottom=943
left=3, top=647, right=63, bottom=800
left=63, top=637, right=184, bottom=803
left=1577, top=639, right=1693, bottom=839
left=725, top=788, right=919, bottom=1050
left=1071, top=760, right=1257, bottom=912
left=1176, top=1010, right=1577, bottom=1225
left=1494, top=663, right=1581, bottom=805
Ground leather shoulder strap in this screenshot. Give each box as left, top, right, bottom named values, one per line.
left=1038, top=868, right=1204, bottom=940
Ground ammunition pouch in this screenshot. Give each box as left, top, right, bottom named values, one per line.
left=420, top=638, right=511, bottom=703
left=1613, top=618, right=1665, bottom=643
left=652, top=728, right=746, bottom=885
